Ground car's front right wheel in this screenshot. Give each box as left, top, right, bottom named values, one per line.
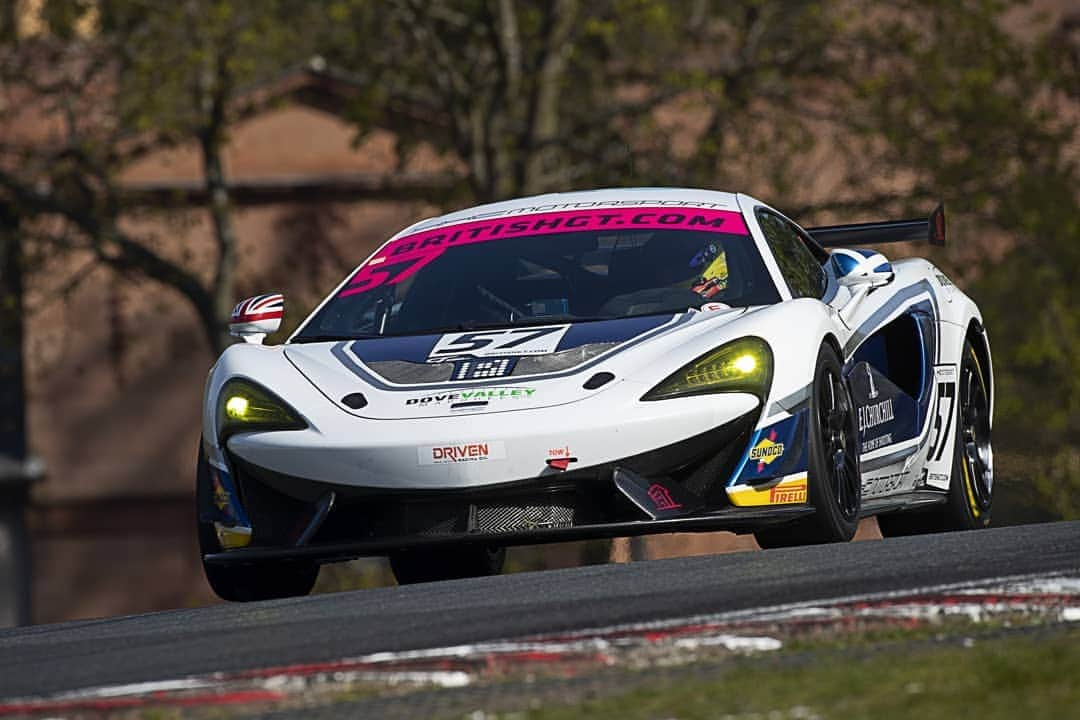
left=196, top=450, right=319, bottom=602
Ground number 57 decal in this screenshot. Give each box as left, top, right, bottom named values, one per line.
left=928, top=365, right=958, bottom=462
left=428, top=325, right=570, bottom=360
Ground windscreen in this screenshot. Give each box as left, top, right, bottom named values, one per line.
left=294, top=208, right=780, bottom=341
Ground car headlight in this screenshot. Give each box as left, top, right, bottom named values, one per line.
left=217, top=378, right=307, bottom=439
left=642, top=337, right=773, bottom=402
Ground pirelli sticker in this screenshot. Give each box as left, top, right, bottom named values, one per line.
left=726, top=474, right=808, bottom=507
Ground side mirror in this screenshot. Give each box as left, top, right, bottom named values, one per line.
left=831, top=249, right=894, bottom=291
left=229, top=293, right=284, bottom=344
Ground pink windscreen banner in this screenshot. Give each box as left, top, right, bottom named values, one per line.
left=339, top=207, right=749, bottom=297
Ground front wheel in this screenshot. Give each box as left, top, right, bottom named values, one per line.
left=196, top=450, right=319, bottom=601
left=756, top=343, right=861, bottom=548
left=389, top=545, right=506, bottom=585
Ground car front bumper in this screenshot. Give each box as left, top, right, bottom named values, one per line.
left=204, top=406, right=815, bottom=565
left=224, top=388, right=762, bottom=491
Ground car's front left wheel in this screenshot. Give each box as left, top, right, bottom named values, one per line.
left=755, top=342, right=862, bottom=548
left=196, top=451, right=319, bottom=602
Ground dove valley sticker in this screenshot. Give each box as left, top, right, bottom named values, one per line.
left=406, top=387, right=538, bottom=406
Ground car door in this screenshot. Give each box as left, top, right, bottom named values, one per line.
left=812, top=246, right=940, bottom=498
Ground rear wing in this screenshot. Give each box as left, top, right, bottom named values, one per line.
left=806, top=203, right=946, bottom=248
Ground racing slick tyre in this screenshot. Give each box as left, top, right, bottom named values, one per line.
left=389, top=546, right=507, bottom=585
left=196, top=452, right=319, bottom=602
left=878, top=339, right=992, bottom=536
left=755, top=343, right=862, bottom=548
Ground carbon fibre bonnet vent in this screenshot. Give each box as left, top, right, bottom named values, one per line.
left=341, top=392, right=368, bottom=409
left=583, top=372, right=615, bottom=389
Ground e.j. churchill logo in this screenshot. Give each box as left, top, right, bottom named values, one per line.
left=858, top=398, right=895, bottom=433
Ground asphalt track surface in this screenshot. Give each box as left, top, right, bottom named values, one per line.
left=2, top=520, right=1079, bottom=699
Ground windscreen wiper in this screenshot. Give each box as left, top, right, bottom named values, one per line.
left=295, top=316, right=615, bottom=343
left=289, top=333, right=382, bottom=344
left=382, top=316, right=613, bottom=336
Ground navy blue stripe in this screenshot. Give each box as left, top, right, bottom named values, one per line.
left=350, top=334, right=439, bottom=363
left=557, top=315, right=670, bottom=350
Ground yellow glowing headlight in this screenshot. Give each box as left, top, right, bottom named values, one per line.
left=643, top=337, right=773, bottom=401
left=732, top=354, right=757, bottom=374
left=225, top=395, right=250, bottom=419
left=217, top=378, right=306, bottom=438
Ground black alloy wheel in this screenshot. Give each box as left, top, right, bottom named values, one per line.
left=756, top=343, right=861, bottom=548
left=821, top=365, right=862, bottom=523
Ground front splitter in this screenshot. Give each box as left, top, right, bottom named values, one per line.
left=203, top=505, right=814, bottom=566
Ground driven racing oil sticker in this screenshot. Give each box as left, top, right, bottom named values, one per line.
left=419, top=441, right=506, bottom=465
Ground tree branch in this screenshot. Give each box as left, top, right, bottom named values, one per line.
left=521, top=0, right=578, bottom=194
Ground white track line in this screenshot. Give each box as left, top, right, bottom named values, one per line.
left=523, top=570, right=1080, bottom=640
left=7, top=570, right=1079, bottom=709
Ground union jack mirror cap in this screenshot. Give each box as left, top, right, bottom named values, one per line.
left=229, top=293, right=284, bottom=343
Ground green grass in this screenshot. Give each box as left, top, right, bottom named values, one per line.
left=519, top=626, right=1080, bottom=720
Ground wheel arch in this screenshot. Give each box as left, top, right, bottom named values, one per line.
left=965, top=319, right=994, bottom=422
left=823, top=332, right=843, bottom=362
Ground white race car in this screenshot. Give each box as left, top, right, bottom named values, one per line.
left=198, top=188, right=994, bottom=600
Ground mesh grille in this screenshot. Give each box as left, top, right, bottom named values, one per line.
left=475, top=502, right=575, bottom=533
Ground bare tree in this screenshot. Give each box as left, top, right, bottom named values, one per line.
left=0, top=0, right=314, bottom=354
